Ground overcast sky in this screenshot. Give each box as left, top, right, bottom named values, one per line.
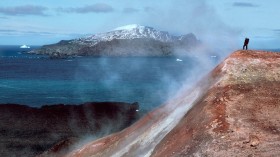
left=0, top=0, right=279, bottom=49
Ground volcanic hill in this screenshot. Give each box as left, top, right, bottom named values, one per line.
left=50, top=50, right=280, bottom=157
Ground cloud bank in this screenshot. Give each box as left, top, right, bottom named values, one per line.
left=232, top=2, right=259, bottom=8
left=123, top=8, right=139, bottom=13
left=0, top=5, right=48, bottom=16
left=57, top=3, right=114, bottom=14
left=0, top=29, right=55, bottom=36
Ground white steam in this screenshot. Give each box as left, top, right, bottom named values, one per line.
left=67, top=0, right=240, bottom=155
left=140, top=0, right=239, bottom=56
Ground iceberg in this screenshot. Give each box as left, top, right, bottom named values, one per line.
left=176, top=58, right=183, bottom=62
left=20, top=45, right=30, bottom=49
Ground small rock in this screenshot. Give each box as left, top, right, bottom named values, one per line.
left=249, top=135, right=260, bottom=147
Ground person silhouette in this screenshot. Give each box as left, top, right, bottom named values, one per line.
left=243, top=38, right=249, bottom=50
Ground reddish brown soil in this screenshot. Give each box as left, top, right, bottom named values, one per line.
left=151, top=50, right=280, bottom=156
left=61, top=50, right=280, bottom=157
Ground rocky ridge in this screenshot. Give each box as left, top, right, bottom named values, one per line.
left=29, top=24, right=199, bottom=58
left=0, top=102, right=139, bottom=157
left=59, top=50, right=280, bottom=157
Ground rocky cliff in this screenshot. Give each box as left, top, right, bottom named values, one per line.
left=61, top=50, right=280, bottom=157
left=0, top=102, right=139, bottom=157
left=28, top=25, right=199, bottom=58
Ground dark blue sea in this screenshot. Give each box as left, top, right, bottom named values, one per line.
left=0, top=45, right=220, bottom=112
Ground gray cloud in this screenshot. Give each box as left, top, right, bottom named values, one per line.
left=233, top=2, right=259, bottom=7
left=254, top=35, right=274, bottom=39
left=123, top=7, right=139, bottom=13
left=0, top=29, right=15, bottom=33
left=144, top=7, right=155, bottom=12
left=0, top=29, right=85, bottom=38
left=57, top=3, right=114, bottom=14
left=0, top=5, right=48, bottom=16
left=272, top=29, right=280, bottom=36
left=0, top=29, right=54, bottom=36
left=273, top=29, right=280, bottom=32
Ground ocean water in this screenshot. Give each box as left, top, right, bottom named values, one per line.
left=0, top=45, right=216, bottom=111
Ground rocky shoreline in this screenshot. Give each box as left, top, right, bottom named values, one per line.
left=0, top=102, right=139, bottom=157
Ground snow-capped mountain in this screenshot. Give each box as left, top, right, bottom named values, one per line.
left=72, top=24, right=181, bottom=46
left=29, top=24, right=199, bottom=57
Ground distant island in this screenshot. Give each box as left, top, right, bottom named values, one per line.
left=28, top=24, right=200, bottom=58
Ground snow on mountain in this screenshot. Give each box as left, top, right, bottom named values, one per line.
left=113, top=24, right=144, bottom=31
left=29, top=24, right=199, bottom=57
left=72, top=24, right=178, bottom=46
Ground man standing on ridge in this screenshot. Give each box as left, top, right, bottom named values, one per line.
left=243, top=38, right=249, bottom=50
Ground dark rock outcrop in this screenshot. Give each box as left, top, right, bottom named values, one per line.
left=62, top=50, right=280, bottom=157
left=0, top=102, right=139, bottom=157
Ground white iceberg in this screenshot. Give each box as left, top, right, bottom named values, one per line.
left=20, top=45, right=30, bottom=49
left=176, top=58, right=183, bottom=62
